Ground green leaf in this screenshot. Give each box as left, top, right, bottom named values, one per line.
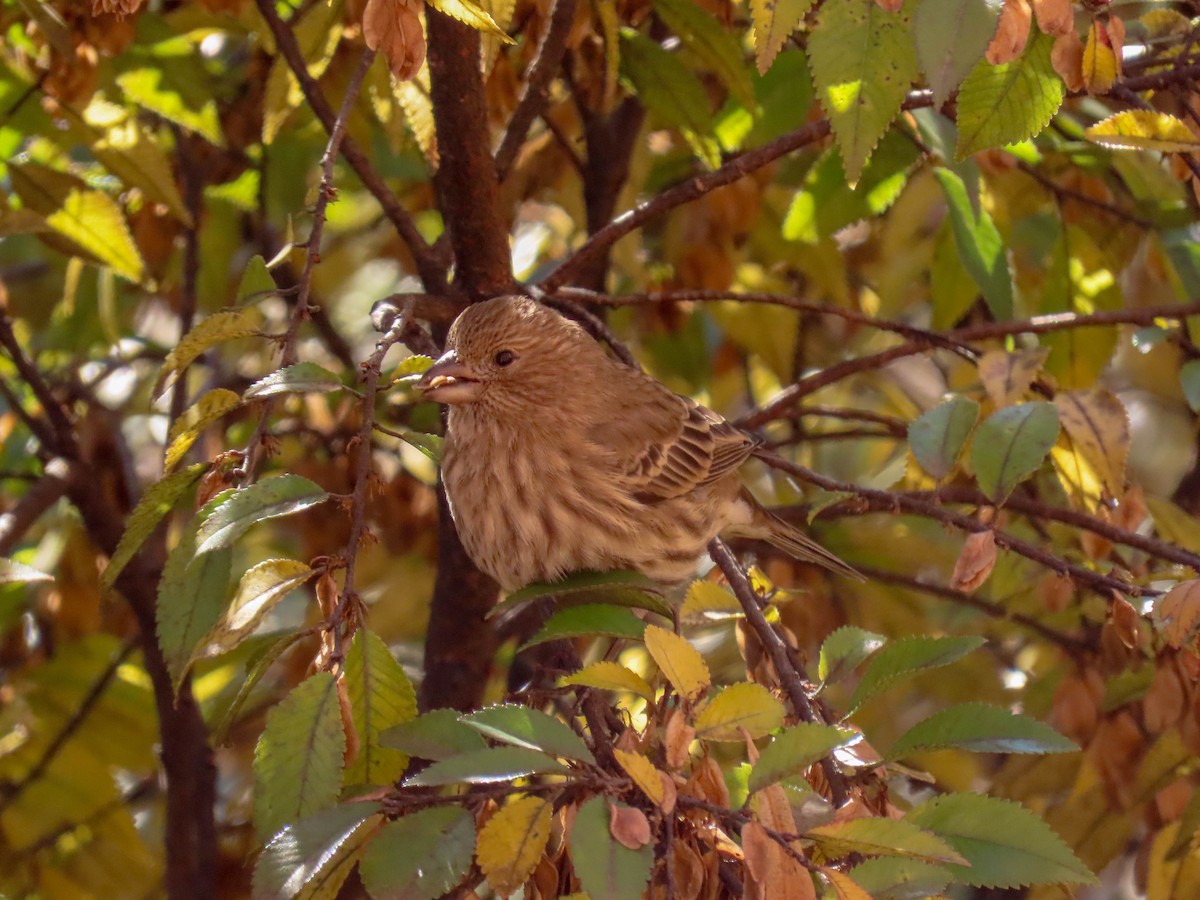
left=101, top=463, right=207, bottom=590
left=404, top=746, right=569, bottom=786
left=751, top=0, right=817, bottom=74
left=395, top=431, right=444, bottom=464
left=93, top=119, right=191, bottom=225
left=1166, top=785, right=1200, bottom=860
left=955, top=29, right=1065, bottom=159
left=933, top=167, right=1013, bottom=320
left=381, top=709, right=489, bottom=760
left=212, top=629, right=312, bottom=745
left=343, top=629, right=418, bottom=786
left=907, top=793, right=1097, bottom=887
left=819, top=625, right=886, bottom=683
left=1180, top=360, right=1200, bottom=413
left=490, top=569, right=669, bottom=620
left=155, top=308, right=265, bottom=396
left=116, top=66, right=224, bottom=146
left=807, top=817, right=968, bottom=865
left=0, top=557, right=52, bottom=585
left=8, top=162, right=145, bottom=283
left=914, top=0, right=1003, bottom=107
left=253, top=802, right=381, bottom=900
left=847, top=857, right=955, bottom=899
left=522, top=604, right=648, bottom=649
left=808, top=0, right=919, bottom=185
left=908, top=396, right=980, bottom=480
left=748, top=723, right=856, bottom=793
left=359, top=807, right=475, bottom=900
left=463, top=704, right=595, bottom=763
left=571, top=795, right=654, bottom=900
left=164, top=389, right=242, bottom=472
left=254, top=672, right=346, bottom=841
left=195, top=474, right=328, bottom=556
left=971, top=402, right=1060, bottom=503
left=694, top=681, right=786, bottom=741
left=783, top=130, right=920, bottom=243
left=245, top=363, right=347, bottom=401
left=619, top=29, right=720, bottom=168
left=391, top=354, right=436, bottom=379
left=886, top=703, right=1077, bottom=759
left=236, top=254, right=277, bottom=303
left=848, top=635, right=985, bottom=715
left=208, top=559, right=314, bottom=652
left=156, top=500, right=234, bottom=689
left=655, top=0, right=755, bottom=107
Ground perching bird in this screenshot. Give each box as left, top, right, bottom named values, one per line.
left=416, top=296, right=860, bottom=591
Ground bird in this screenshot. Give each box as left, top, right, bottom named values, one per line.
left=415, top=295, right=861, bottom=591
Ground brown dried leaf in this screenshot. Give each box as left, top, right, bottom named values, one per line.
left=873, top=0, right=904, bottom=10
left=1031, top=0, right=1073, bottom=36
left=1156, top=581, right=1200, bottom=649
left=742, top=820, right=815, bottom=900
left=1052, top=670, right=1101, bottom=743
left=1111, top=596, right=1142, bottom=649
left=979, top=347, right=1049, bottom=408
left=1051, top=31, right=1085, bottom=91
left=1114, top=483, right=1148, bottom=532
left=363, top=0, right=427, bottom=81
left=986, top=0, right=1032, bottom=65
left=1038, top=572, right=1074, bottom=613
left=609, top=801, right=652, bottom=849
left=690, top=755, right=730, bottom=807
left=668, top=841, right=707, bottom=900
left=659, top=770, right=678, bottom=814
left=1054, top=388, right=1131, bottom=499
left=337, top=673, right=360, bottom=767
left=665, top=707, right=696, bottom=770
left=1144, top=659, right=1186, bottom=734
left=950, top=530, right=998, bottom=593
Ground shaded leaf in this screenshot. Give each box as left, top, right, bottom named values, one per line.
left=819, top=626, right=887, bottom=683
left=213, top=629, right=312, bottom=745
left=571, top=795, right=654, bottom=900
left=971, top=402, right=1060, bottom=503
left=886, top=702, right=1077, bottom=758
left=907, top=793, right=1097, bottom=887
left=1153, top=580, right=1200, bottom=649
left=807, top=817, right=968, bottom=865
left=165, top=389, right=241, bottom=472
left=359, top=807, right=475, bottom=900
left=694, top=681, right=786, bottom=741
left=381, top=708, right=488, bottom=760
left=848, top=635, right=985, bottom=715
left=847, top=857, right=954, bottom=899
left=253, top=672, right=346, bottom=841
left=978, top=348, right=1048, bottom=408
left=155, top=308, right=264, bottom=396
left=463, top=704, right=594, bottom=763
left=950, top=530, right=997, bottom=593
left=523, top=604, right=647, bottom=648
left=655, top=0, right=754, bottom=107
left=404, top=747, right=568, bottom=786
left=245, top=363, right=346, bottom=400
left=101, top=463, right=206, bottom=590
left=915, top=0, right=1003, bottom=107
left=908, top=396, right=980, bottom=480
left=491, top=569, right=668, bottom=620
left=750, top=0, right=816, bottom=75
left=933, top=167, right=1013, bottom=320
left=1054, top=388, right=1130, bottom=499
left=1180, top=359, right=1200, bottom=413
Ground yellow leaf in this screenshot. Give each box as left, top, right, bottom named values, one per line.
left=613, top=749, right=665, bottom=806
left=1147, top=496, right=1200, bottom=556
left=427, top=0, right=515, bottom=41
left=475, top=796, right=553, bottom=897
left=1082, top=21, right=1117, bottom=94
left=558, top=661, right=655, bottom=701
left=644, top=625, right=711, bottom=701
left=395, top=64, right=438, bottom=164
left=1086, top=110, right=1200, bottom=153
left=155, top=308, right=264, bottom=397
left=978, top=348, right=1048, bottom=408
left=694, top=682, right=786, bottom=741
left=1054, top=388, right=1130, bottom=499
left=480, top=0, right=516, bottom=72
left=1147, top=820, right=1200, bottom=900
left=680, top=580, right=743, bottom=623
left=164, top=388, right=242, bottom=472
left=209, top=559, right=315, bottom=651
left=822, top=868, right=874, bottom=900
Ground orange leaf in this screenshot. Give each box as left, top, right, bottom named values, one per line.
left=951, top=530, right=998, bottom=593
left=363, top=0, right=427, bottom=81
left=986, top=0, right=1032, bottom=65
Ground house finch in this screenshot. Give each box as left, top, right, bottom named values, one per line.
left=416, top=296, right=860, bottom=591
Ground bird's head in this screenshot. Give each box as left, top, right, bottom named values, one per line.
left=417, top=296, right=598, bottom=410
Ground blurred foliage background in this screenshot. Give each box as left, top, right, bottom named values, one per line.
left=3, top=0, right=1200, bottom=896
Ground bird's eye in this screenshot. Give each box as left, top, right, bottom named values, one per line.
left=494, top=350, right=515, bottom=367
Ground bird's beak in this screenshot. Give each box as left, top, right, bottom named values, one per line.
left=416, top=350, right=482, bottom=403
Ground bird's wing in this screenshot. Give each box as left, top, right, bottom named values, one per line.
left=587, top=377, right=759, bottom=501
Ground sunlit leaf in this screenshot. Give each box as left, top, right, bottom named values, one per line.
left=343, top=629, right=418, bottom=786
left=933, top=167, right=1013, bottom=320
left=1086, top=110, right=1200, bottom=153
left=359, top=807, right=475, bottom=900
left=253, top=802, right=380, bottom=900
left=155, top=308, right=265, bottom=396
left=208, top=559, right=314, bottom=652
left=808, top=817, right=968, bottom=865
left=694, top=681, right=785, bottom=741
left=644, top=624, right=711, bottom=701
left=749, top=723, right=856, bottom=792
left=164, top=389, right=241, bottom=472
left=195, top=474, right=328, bottom=556
left=244, top=363, right=346, bottom=401
left=404, top=747, right=568, bottom=786
left=463, top=704, right=595, bottom=762
left=557, top=661, right=656, bottom=701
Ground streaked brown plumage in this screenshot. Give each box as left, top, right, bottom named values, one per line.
left=416, top=296, right=860, bottom=591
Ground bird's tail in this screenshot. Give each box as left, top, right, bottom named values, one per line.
left=731, top=492, right=864, bottom=581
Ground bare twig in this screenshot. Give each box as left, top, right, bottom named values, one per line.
left=708, top=538, right=850, bottom=808
left=0, top=459, right=69, bottom=555
left=494, top=0, right=579, bottom=179
left=252, top=1, right=448, bottom=290
left=169, top=131, right=203, bottom=428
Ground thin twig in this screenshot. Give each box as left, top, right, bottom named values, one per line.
left=708, top=538, right=850, bottom=809
left=0, top=459, right=69, bottom=555
left=0, top=312, right=75, bottom=454
left=252, top=1, right=448, bottom=289
left=169, top=130, right=203, bottom=428
left=1015, top=160, right=1153, bottom=230
left=494, top=0, right=579, bottom=179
